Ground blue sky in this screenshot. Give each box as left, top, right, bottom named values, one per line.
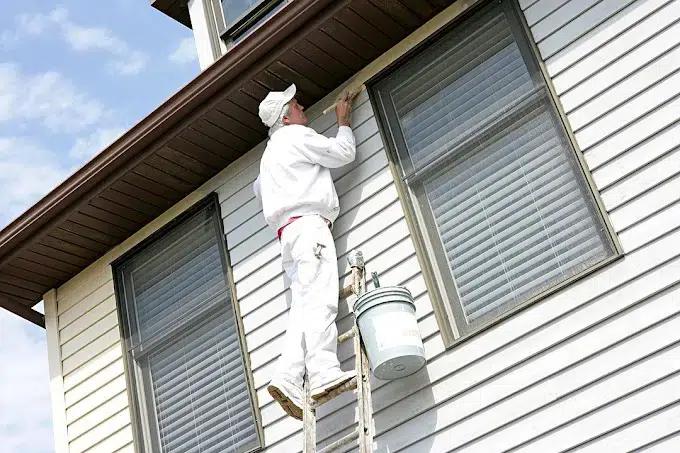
left=0, top=1, right=199, bottom=452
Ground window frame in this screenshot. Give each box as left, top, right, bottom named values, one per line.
left=213, top=0, right=289, bottom=47
left=112, top=194, right=264, bottom=453
left=370, top=0, right=622, bottom=345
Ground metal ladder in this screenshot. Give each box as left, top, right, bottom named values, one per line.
left=303, top=250, right=374, bottom=453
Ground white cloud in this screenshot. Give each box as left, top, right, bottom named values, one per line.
left=0, top=62, right=127, bottom=226
left=56, top=11, right=148, bottom=75
left=17, top=12, right=52, bottom=36
left=0, top=63, right=105, bottom=133
left=1, top=11, right=51, bottom=47
left=112, top=50, right=148, bottom=75
left=62, top=21, right=128, bottom=53
left=0, top=310, right=53, bottom=453
left=5, top=7, right=148, bottom=76
left=170, top=37, right=198, bottom=64
left=0, top=137, right=70, bottom=227
left=70, top=126, right=126, bottom=160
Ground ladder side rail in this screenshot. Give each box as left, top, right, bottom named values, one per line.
left=303, top=378, right=316, bottom=453
left=355, top=265, right=374, bottom=453
left=359, top=340, right=373, bottom=453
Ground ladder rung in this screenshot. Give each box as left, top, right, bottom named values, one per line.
left=312, top=376, right=358, bottom=408
left=339, top=284, right=355, bottom=299
left=337, top=329, right=355, bottom=343
left=317, top=428, right=360, bottom=453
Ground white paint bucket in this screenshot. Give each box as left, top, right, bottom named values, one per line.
left=353, top=286, right=426, bottom=380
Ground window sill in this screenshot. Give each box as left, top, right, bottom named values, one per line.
left=441, top=251, right=624, bottom=351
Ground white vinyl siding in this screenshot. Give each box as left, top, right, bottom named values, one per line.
left=51, top=270, right=134, bottom=453
left=45, top=1, right=680, bottom=452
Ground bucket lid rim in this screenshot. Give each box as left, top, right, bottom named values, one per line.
left=353, top=285, right=415, bottom=312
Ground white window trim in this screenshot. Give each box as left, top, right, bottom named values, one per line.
left=44, top=289, right=69, bottom=453
left=188, top=0, right=227, bottom=69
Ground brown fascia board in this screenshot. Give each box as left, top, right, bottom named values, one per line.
left=151, top=0, right=192, bottom=29
left=0, top=293, right=45, bottom=328
left=0, top=0, right=346, bottom=271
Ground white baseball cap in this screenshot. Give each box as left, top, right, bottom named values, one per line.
left=258, top=84, right=297, bottom=128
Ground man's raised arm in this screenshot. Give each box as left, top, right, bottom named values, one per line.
left=298, top=94, right=357, bottom=168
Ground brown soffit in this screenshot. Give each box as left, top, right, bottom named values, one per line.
left=0, top=0, right=450, bottom=326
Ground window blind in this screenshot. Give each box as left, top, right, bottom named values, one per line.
left=390, top=4, right=535, bottom=172
left=424, top=105, right=610, bottom=323
left=117, top=201, right=259, bottom=453
left=149, top=308, right=257, bottom=453
left=375, top=0, right=614, bottom=328
left=126, top=210, right=229, bottom=348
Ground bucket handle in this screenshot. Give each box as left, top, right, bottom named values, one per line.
left=371, top=271, right=381, bottom=288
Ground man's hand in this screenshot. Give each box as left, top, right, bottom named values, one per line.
left=335, top=93, right=353, bottom=127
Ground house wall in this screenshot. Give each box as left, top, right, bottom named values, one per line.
left=44, top=1, right=680, bottom=452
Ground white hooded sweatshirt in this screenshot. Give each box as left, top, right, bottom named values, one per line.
left=254, top=124, right=356, bottom=231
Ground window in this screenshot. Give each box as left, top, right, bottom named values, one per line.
left=218, top=0, right=287, bottom=43
left=114, top=197, right=261, bottom=453
left=373, top=0, right=616, bottom=337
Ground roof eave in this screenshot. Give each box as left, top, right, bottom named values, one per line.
left=0, top=0, right=449, bottom=325
left=0, top=293, right=45, bottom=327
left=0, top=0, right=340, bottom=272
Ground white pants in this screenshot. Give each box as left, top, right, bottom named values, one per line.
left=274, top=215, right=342, bottom=389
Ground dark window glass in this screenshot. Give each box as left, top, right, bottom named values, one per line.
left=220, top=0, right=285, bottom=42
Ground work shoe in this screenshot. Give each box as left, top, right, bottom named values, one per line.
left=267, top=378, right=303, bottom=420
left=311, top=369, right=357, bottom=400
